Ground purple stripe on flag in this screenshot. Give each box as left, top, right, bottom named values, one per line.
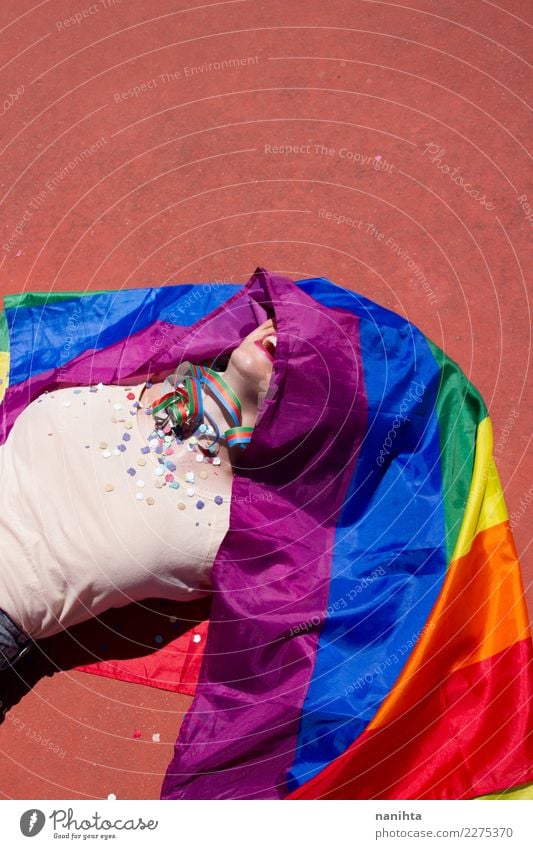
left=161, top=270, right=368, bottom=798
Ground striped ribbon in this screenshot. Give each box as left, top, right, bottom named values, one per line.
left=151, top=364, right=254, bottom=451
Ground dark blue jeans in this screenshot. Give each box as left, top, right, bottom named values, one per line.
left=0, top=607, right=32, bottom=671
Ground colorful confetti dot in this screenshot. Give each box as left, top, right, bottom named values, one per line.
left=104, top=483, right=115, bottom=492
left=146, top=497, right=155, bottom=506
left=214, top=495, right=223, bottom=505
left=177, top=502, right=186, bottom=510
left=132, top=729, right=142, bottom=739
left=127, top=467, right=136, bottom=476
left=196, top=500, right=205, bottom=510
left=192, top=633, right=202, bottom=644
left=152, top=733, right=160, bottom=743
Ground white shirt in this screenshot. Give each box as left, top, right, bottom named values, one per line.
left=0, top=382, right=232, bottom=639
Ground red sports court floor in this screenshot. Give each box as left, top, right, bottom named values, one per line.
left=0, top=0, right=531, bottom=799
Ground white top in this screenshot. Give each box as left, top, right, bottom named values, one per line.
left=0, top=382, right=232, bottom=639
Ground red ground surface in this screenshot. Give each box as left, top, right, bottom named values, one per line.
left=0, top=0, right=531, bottom=800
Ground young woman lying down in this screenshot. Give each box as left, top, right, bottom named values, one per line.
left=0, top=318, right=277, bottom=671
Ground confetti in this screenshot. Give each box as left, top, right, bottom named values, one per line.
left=214, top=495, right=223, bottom=505
left=99, top=441, right=108, bottom=449
left=185, top=471, right=195, bottom=483
left=212, top=457, right=221, bottom=466
left=169, top=481, right=180, bottom=490
left=195, top=454, right=204, bottom=463
left=132, top=729, right=142, bottom=739
left=200, top=470, right=208, bottom=479
left=192, top=633, right=202, bottom=644
left=152, top=733, right=160, bottom=743
left=146, top=496, right=155, bottom=506
left=177, top=502, right=186, bottom=510
left=136, top=480, right=145, bottom=488
left=107, top=793, right=117, bottom=800
left=104, top=483, right=115, bottom=492
left=127, top=392, right=135, bottom=400
left=196, top=500, right=205, bottom=510
left=127, top=467, right=136, bottom=476
left=136, top=492, right=144, bottom=501
left=186, top=487, right=195, bottom=497
left=102, top=450, right=112, bottom=458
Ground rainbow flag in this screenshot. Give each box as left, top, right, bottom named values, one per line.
left=1, top=268, right=532, bottom=800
